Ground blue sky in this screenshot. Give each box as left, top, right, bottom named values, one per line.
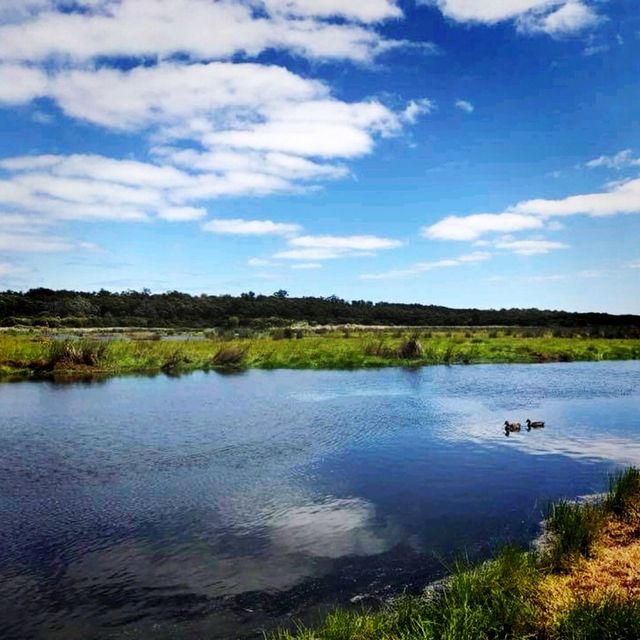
left=0, top=0, right=638, bottom=313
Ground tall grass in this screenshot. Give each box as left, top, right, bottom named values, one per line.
left=0, top=329, right=639, bottom=377
left=45, top=339, right=109, bottom=368
left=211, top=344, right=248, bottom=368
left=554, top=598, right=640, bottom=640
left=275, top=547, right=540, bottom=640
left=605, top=466, right=640, bottom=520
left=544, top=500, right=605, bottom=572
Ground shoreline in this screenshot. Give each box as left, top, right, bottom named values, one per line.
left=274, top=468, right=640, bottom=639
left=1, top=330, right=639, bottom=380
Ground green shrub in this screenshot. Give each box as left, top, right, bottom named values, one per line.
left=211, top=345, right=248, bottom=368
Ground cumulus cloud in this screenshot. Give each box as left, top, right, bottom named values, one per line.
left=203, top=218, right=302, bottom=236
left=0, top=0, right=434, bottom=267
left=455, top=99, right=474, bottom=113
left=423, top=179, right=640, bottom=245
left=0, top=0, right=407, bottom=64
left=361, top=251, right=491, bottom=280
left=0, top=63, right=431, bottom=223
left=422, top=0, right=600, bottom=36
left=423, top=212, right=544, bottom=241
left=518, top=1, right=600, bottom=36
left=263, top=0, right=402, bottom=22
left=0, top=63, right=47, bottom=104
left=512, top=178, right=640, bottom=217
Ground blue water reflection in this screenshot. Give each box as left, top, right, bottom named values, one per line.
left=0, top=361, right=639, bottom=638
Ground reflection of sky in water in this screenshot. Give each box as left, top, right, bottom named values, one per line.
left=0, top=361, right=639, bottom=638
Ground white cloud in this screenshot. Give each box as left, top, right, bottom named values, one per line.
left=423, top=0, right=600, bottom=35
left=402, top=98, right=435, bottom=123
left=263, top=0, right=402, bottom=22
left=0, top=63, right=47, bottom=104
left=0, top=231, right=74, bottom=252
left=586, top=149, right=640, bottom=169
left=0, top=260, right=30, bottom=278
left=274, top=234, right=402, bottom=261
left=45, top=62, right=325, bottom=131
left=290, top=262, right=322, bottom=269
left=494, top=238, right=569, bottom=255
left=361, top=251, right=491, bottom=280
left=0, top=0, right=407, bottom=64
left=422, top=212, right=544, bottom=241
left=203, top=218, right=302, bottom=236
left=157, top=207, right=207, bottom=222
left=204, top=99, right=405, bottom=159
left=455, top=99, right=474, bottom=113
left=248, top=258, right=274, bottom=267
left=512, top=178, right=640, bottom=217
left=288, top=235, right=403, bottom=251
left=424, top=179, right=640, bottom=245
left=156, top=148, right=348, bottom=181
left=519, top=1, right=600, bottom=36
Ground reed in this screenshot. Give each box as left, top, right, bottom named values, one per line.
left=544, top=500, right=605, bottom=572
left=605, top=466, right=640, bottom=520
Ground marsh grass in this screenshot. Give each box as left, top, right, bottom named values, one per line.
left=544, top=501, right=605, bottom=572
left=554, top=598, right=640, bottom=639
left=605, top=466, right=640, bottom=520
left=45, top=339, right=109, bottom=368
left=0, top=330, right=639, bottom=377
left=211, top=344, right=249, bottom=368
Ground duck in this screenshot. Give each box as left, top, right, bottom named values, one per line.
left=504, top=420, right=521, bottom=433
left=526, top=419, right=545, bottom=430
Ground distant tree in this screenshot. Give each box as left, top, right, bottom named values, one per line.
left=273, top=289, right=289, bottom=299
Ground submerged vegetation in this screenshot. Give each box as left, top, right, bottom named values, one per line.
left=0, top=326, right=639, bottom=378
left=274, top=468, right=640, bottom=640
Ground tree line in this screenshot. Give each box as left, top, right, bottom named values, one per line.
left=0, top=288, right=638, bottom=334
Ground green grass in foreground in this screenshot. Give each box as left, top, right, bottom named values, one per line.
left=274, top=468, right=640, bottom=640
left=1, top=328, right=639, bottom=377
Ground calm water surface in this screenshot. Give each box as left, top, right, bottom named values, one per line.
left=1, top=362, right=639, bottom=639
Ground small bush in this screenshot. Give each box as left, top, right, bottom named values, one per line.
left=211, top=345, right=248, bottom=368
left=544, top=500, right=605, bottom=571
left=46, top=339, right=108, bottom=368
left=605, top=466, right=640, bottom=520
left=161, top=348, right=189, bottom=371
left=398, top=338, right=424, bottom=359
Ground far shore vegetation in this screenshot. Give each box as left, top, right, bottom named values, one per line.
left=274, top=467, right=640, bottom=640
left=0, top=325, right=639, bottom=378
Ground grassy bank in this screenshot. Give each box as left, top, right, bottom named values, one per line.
left=1, top=328, right=639, bottom=378
left=274, top=468, right=640, bottom=640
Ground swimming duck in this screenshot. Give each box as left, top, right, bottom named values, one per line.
left=504, top=421, right=521, bottom=433
left=526, top=419, right=545, bottom=430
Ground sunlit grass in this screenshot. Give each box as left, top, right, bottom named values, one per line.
left=0, top=329, right=639, bottom=377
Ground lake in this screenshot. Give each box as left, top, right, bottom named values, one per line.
left=1, top=361, right=639, bottom=639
